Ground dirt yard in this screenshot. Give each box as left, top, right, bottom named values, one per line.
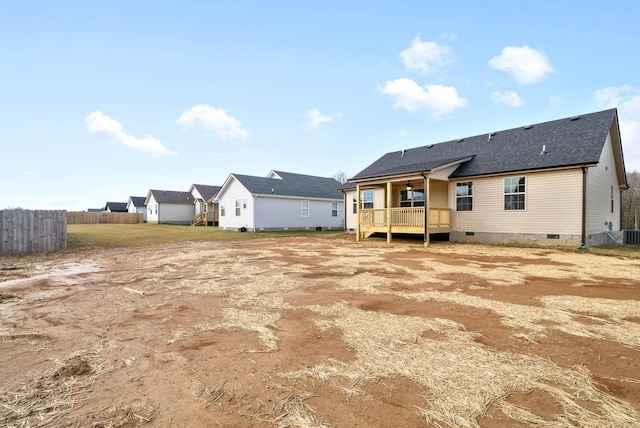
left=1, top=235, right=640, bottom=427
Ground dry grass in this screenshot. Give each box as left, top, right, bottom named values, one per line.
left=3, top=234, right=640, bottom=427
left=0, top=342, right=113, bottom=427
left=285, top=302, right=640, bottom=427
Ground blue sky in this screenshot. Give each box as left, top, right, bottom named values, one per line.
left=2, top=1, right=640, bottom=211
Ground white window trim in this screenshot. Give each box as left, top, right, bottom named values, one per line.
left=504, top=176, right=526, bottom=211
left=455, top=181, right=473, bottom=212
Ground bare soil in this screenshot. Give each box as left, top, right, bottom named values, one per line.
left=1, top=235, right=640, bottom=427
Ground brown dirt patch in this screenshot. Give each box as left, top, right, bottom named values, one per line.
left=1, top=236, right=640, bottom=427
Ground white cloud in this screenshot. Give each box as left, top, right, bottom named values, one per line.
left=86, top=111, right=177, bottom=157
left=488, top=45, right=554, bottom=85
left=595, top=85, right=640, bottom=172
left=177, top=104, right=249, bottom=140
left=380, top=78, right=467, bottom=119
left=304, top=109, right=343, bottom=129
left=491, top=90, right=524, bottom=107
left=400, top=35, right=452, bottom=75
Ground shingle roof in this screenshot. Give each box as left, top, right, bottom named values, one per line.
left=105, top=201, right=128, bottom=212
left=128, top=196, right=146, bottom=207
left=351, top=109, right=618, bottom=181
left=231, top=171, right=343, bottom=200
left=148, top=190, right=194, bottom=204
left=192, top=184, right=221, bottom=201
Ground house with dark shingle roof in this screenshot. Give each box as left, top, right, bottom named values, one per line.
left=189, top=184, right=222, bottom=226
left=215, top=170, right=344, bottom=231
left=144, top=189, right=195, bottom=224
left=344, top=108, right=628, bottom=247
left=126, top=196, right=147, bottom=222
left=104, top=201, right=128, bottom=213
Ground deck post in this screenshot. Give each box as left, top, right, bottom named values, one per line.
left=386, top=181, right=392, bottom=243
left=424, top=174, right=430, bottom=247
left=356, top=184, right=361, bottom=241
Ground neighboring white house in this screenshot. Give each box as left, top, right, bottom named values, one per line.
left=344, top=108, right=628, bottom=247
left=127, top=196, right=147, bottom=222
left=189, top=184, right=221, bottom=226
left=215, top=170, right=344, bottom=231
left=145, top=189, right=194, bottom=224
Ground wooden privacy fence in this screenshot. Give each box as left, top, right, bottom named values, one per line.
left=0, top=210, right=67, bottom=253
left=67, top=212, right=143, bottom=224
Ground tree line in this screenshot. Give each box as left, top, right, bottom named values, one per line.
left=622, top=171, right=640, bottom=230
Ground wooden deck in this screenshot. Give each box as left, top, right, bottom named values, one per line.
left=191, top=212, right=217, bottom=226
left=358, top=207, right=451, bottom=237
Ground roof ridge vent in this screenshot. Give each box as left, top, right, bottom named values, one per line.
left=570, top=116, right=581, bottom=121
left=427, top=144, right=434, bottom=148
left=524, top=125, right=533, bottom=130
left=456, top=138, right=464, bottom=143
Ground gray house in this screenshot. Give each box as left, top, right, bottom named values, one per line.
left=344, top=108, right=628, bottom=247
left=145, top=190, right=194, bottom=224
left=215, top=170, right=344, bottom=231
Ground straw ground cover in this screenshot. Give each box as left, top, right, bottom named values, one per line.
left=1, top=234, right=639, bottom=427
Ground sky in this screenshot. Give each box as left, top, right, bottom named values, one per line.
left=2, top=1, right=640, bottom=211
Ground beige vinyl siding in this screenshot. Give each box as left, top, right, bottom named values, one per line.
left=429, top=181, right=448, bottom=208
left=345, top=187, right=385, bottom=230
left=587, top=132, right=620, bottom=234
left=451, top=169, right=583, bottom=235
left=430, top=165, right=459, bottom=181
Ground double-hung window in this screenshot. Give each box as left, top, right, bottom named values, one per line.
left=220, top=201, right=226, bottom=217
left=400, top=189, right=425, bottom=207
left=301, top=200, right=309, bottom=217
left=235, top=199, right=241, bottom=216
left=504, top=177, right=526, bottom=210
left=353, top=190, right=374, bottom=213
left=456, top=182, right=473, bottom=211
left=331, top=202, right=338, bottom=217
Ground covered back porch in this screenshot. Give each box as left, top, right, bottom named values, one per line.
left=354, top=175, right=451, bottom=246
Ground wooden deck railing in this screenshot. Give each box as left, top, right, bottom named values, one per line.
left=360, top=207, right=450, bottom=229
left=191, top=212, right=217, bottom=226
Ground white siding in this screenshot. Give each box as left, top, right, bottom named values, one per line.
left=217, top=178, right=254, bottom=230
left=146, top=195, right=159, bottom=223
left=128, top=203, right=147, bottom=221
left=254, top=197, right=344, bottom=230
left=158, top=203, right=194, bottom=224
left=450, top=169, right=583, bottom=235
left=587, top=132, right=621, bottom=235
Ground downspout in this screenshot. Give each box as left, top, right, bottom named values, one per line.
left=580, top=165, right=587, bottom=250
left=619, top=189, right=624, bottom=230
left=421, top=172, right=428, bottom=245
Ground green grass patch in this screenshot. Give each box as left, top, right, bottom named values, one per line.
left=589, top=243, right=640, bottom=259
left=66, top=223, right=342, bottom=250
